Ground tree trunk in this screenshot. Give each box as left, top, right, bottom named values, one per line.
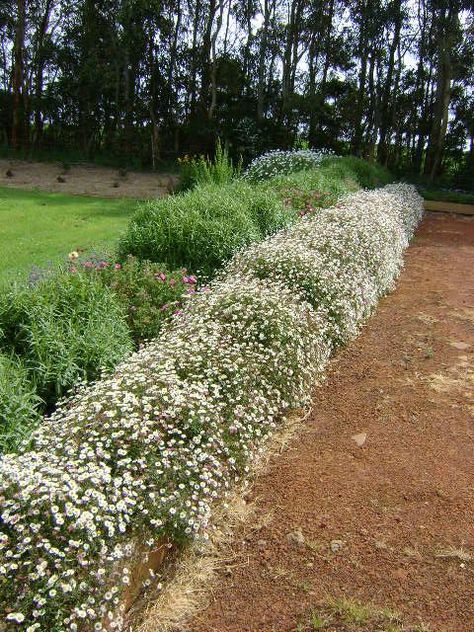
left=33, top=0, right=53, bottom=148
left=424, top=5, right=459, bottom=181
left=257, top=0, right=270, bottom=121
left=351, top=0, right=370, bottom=156
left=377, top=1, right=402, bottom=165
left=12, top=0, right=26, bottom=150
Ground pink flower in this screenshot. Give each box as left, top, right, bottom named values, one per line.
left=114, top=263, right=122, bottom=270
left=155, top=272, right=166, bottom=282
left=83, top=261, right=94, bottom=268
left=169, top=278, right=176, bottom=286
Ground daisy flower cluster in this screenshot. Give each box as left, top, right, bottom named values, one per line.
left=0, top=184, right=422, bottom=630
left=242, top=149, right=334, bottom=182
left=226, top=184, right=423, bottom=346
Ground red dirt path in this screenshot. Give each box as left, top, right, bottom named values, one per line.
left=185, top=214, right=474, bottom=632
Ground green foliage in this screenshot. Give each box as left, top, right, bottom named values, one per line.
left=178, top=139, right=241, bottom=191
left=322, top=156, right=393, bottom=189
left=0, top=273, right=133, bottom=407
left=79, top=256, right=198, bottom=344
left=118, top=181, right=291, bottom=275
left=0, top=353, right=41, bottom=454
left=420, top=187, right=474, bottom=205
left=119, top=155, right=391, bottom=276
left=263, top=158, right=362, bottom=214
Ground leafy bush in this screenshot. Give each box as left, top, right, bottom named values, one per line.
left=0, top=353, right=41, bottom=454
left=0, top=184, right=423, bottom=631
left=322, top=156, right=393, bottom=189
left=263, top=156, right=393, bottom=216
left=0, top=272, right=133, bottom=407
left=178, top=139, right=241, bottom=190
left=242, top=148, right=332, bottom=182
left=118, top=181, right=291, bottom=275
left=78, top=255, right=198, bottom=344
left=265, top=161, right=360, bottom=215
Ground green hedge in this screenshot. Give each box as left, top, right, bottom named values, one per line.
left=323, top=156, right=393, bottom=189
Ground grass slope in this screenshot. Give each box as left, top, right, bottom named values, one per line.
left=0, top=187, right=136, bottom=282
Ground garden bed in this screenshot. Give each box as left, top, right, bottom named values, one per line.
left=0, top=182, right=423, bottom=630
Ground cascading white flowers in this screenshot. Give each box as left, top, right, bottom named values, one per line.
left=242, top=148, right=333, bottom=182
left=0, top=183, right=423, bottom=630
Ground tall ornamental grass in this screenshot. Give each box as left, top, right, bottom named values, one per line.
left=0, top=184, right=423, bottom=631
left=178, top=139, right=241, bottom=191
left=118, top=181, right=292, bottom=275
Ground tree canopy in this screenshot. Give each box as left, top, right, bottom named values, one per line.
left=1, top=0, right=473, bottom=184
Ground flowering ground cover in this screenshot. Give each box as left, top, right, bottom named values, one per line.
left=242, top=149, right=333, bottom=182
left=0, top=183, right=423, bottom=630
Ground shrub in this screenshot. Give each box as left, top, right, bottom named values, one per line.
left=0, top=272, right=133, bottom=407
left=78, top=256, right=198, bottom=344
left=178, top=139, right=241, bottom=191
left=322, top=156, right=393, bottom=189
left=264, top=161, right=360, bottom=214
left=242, top=148, right=332, bottom=182
left=0, top=353, right=41, bottom=454
left=263, top=157, right=393, bottom=216
left=0, top=184, right=423, bottom=631
left=118, top=181, right=291, bottom=275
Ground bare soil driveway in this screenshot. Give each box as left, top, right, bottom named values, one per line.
left=185, top=213, right=474, bottom=632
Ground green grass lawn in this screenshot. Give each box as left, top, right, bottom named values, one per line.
left=0, top=187, right=138, bottom=282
